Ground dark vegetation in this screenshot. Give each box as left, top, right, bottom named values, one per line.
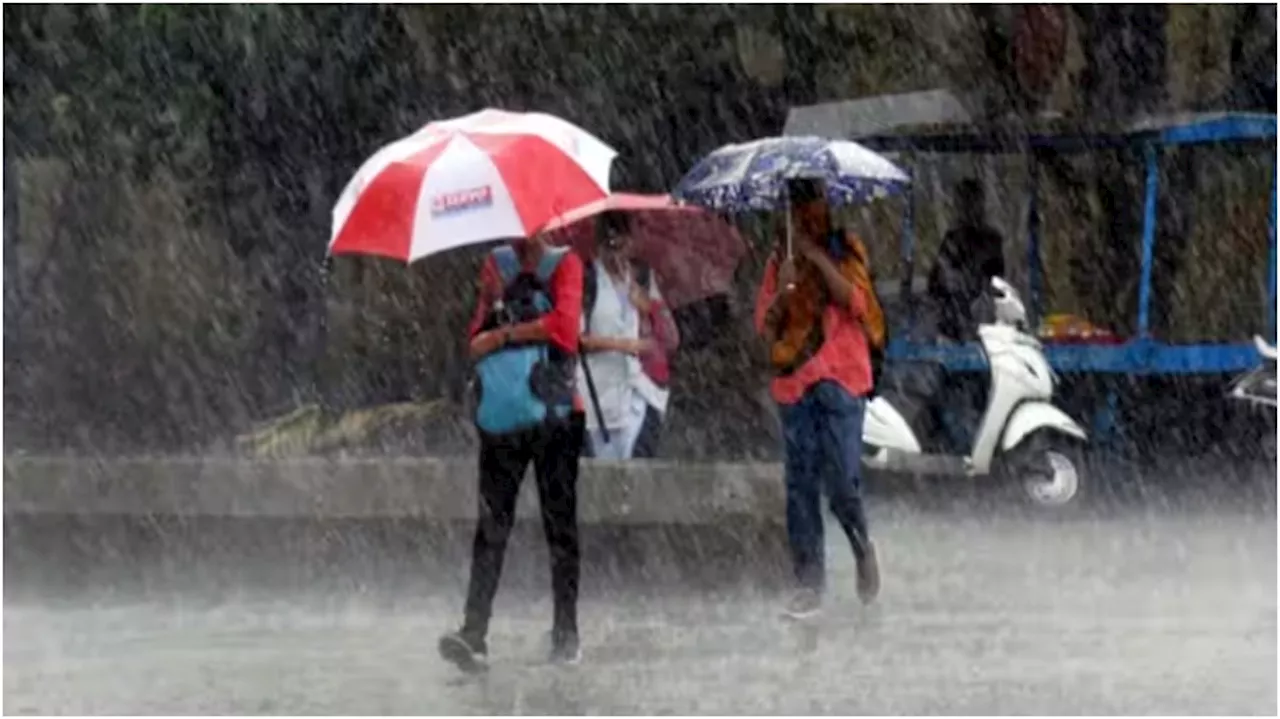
left=3, top=5, right=1275, bottom=457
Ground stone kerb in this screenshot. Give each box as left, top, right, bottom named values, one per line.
left=2, top=456, right=786, bottom=525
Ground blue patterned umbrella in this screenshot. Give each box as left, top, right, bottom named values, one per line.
left=672, top=135, right=910, bottom=212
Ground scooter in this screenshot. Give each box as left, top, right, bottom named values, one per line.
left=863, top=277, right=1089, bottom=508
left=1228, top=335, right=1277, bottom=409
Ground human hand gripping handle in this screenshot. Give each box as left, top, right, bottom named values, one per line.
left=793, top=233, right=824, bottom=264
left=470, top=327, right=512, bottom=359
left=796, top=234, right=861, bottom=316
left=777, top=256, right=799, bottom=291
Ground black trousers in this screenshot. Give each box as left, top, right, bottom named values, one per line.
left=462, top=413, right=584, bottom=644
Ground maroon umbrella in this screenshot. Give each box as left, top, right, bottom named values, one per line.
left=538, top=193, right=747, bottom=309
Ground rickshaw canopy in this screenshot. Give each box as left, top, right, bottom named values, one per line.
left=851, top=112, right=1277, bottom=375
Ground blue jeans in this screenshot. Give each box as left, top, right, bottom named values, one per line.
left=779, top=381, right=872, bottom=591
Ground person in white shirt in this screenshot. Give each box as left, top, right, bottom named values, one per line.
left=577, top=212, right=677, bottom=460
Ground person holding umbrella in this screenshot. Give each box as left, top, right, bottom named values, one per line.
left=674, top=136, right=905, bottom=619
left=436, top=229, right=589, bottom=670
left=328, top=108, right=618, bottom=672
left=577, top=211, right=680, bottom=460
left=755, top=176, right=883, bottom=619
left=538, top=193, right=747, bottom=460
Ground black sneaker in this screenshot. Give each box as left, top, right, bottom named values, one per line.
left=548, top=632, right=581, bottom=665
left=438, top=630, right=488, bottom=674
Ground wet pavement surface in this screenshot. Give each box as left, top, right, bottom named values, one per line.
left=5, top=491, right=1277, bottom=715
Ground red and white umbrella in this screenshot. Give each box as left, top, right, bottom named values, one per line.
left=329, top=108, right=617, bottom=263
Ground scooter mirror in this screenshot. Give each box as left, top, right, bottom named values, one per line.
left=1254, top=335, right=1277, bottom=361
left=990, top=276, right=1026, bottom=326
left=990, top=276, right=1013, bottom=299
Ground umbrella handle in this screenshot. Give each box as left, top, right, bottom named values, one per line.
left=784, top=194, right=797, bottom=292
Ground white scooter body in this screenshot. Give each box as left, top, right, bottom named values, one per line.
left=863, top=278, right=1087, bottom=479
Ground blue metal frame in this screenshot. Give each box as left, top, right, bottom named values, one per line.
left=1269, top=160, right=1277, bottom=343
left=1136, top=144, right=1160, bottom=338
left=886, top=338, right=1263, bottom=375
left=860, top=113, right=1278, bottom=376
left=901, top=177, right=917, bottom=333
left=1027, top=151, right=1042, bottom=327
left=859, top=114, right=1277, bottom=154
left=1154, top=114, right=1277, bottom=145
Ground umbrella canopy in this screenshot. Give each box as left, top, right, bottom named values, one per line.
left=672, top=135, right=909, bottom=213
left=539, top=193, right=747, bottom=310
left=329, top=108, right=616, bottom=263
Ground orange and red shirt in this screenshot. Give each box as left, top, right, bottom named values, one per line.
left=753, top=255, right=873, bottom=406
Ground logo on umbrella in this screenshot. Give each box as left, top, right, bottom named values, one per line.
left=432, top=186, right=494, bottom=216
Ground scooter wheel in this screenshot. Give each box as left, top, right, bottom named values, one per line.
left=997, top=432, right=1087, bottom=510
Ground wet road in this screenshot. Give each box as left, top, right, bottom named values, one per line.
left=5, top=498, right=1277, bottom=715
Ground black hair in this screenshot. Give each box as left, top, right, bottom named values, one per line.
left=956, top=178, right=984, bottom=203
left=597, top=211, right=631, bottom=249
left=785, top=176, right=827, bottom=204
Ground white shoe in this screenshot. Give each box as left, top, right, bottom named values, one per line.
left=781, top=588, right=822, bottom=620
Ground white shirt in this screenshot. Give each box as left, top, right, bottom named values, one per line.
left=576, top=259, right=670, bottom=432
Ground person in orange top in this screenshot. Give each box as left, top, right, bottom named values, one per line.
left=754, top=177, right=881, bottom=619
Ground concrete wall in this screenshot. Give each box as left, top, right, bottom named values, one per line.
left=7, top=453, right=1273, bottom=524
left=6, top=454, right=1273, bottom=598
left=3, top=456, right=786, bottom=525
left=4, top=456, right=797, bottom=592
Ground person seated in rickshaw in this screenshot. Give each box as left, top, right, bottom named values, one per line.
left=927, top=178, right=1006, bottom=342
left=877, top=178, right=1005, bottom=453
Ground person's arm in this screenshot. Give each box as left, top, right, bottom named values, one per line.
left=536, top=250, right=584, bottom=352
left=753, top=256, right=780, bottom=337
left=796, top=236, right=862, bottom=318
left=470, top=251, right=584, bottom=360
left=581, top=326, right=650, bottom=356
left=468, top=257, right=516, bottom=359
left=467, top=256, right=500, bottom=340
left=581, top=335, right=647, bottom=354
left=578, top=263, right=651, bottom=356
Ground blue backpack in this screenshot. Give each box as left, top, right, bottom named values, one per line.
left=472, top=245, right=577, bottom=437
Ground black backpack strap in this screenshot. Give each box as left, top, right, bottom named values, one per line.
left=574, top=255, right=611, bottom=442
left=581, top=257, right=598, bottom=334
